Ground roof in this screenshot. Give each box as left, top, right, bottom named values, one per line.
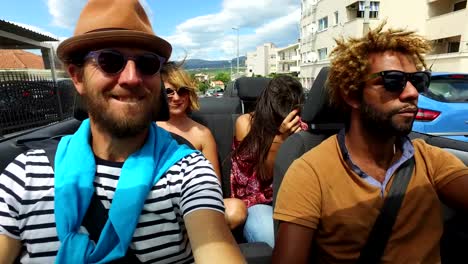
left=0, top=20, right=58, bottom=49
left=276, top=42, right=300, bottom=52
left=0, top=50, right=44, bottom=69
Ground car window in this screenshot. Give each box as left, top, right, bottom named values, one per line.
left=424, top=75, right=468, bottom=103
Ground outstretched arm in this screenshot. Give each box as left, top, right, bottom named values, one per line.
left=185, top=210, right=246, bottom=263
left=0, top=235, right=21, bottom=264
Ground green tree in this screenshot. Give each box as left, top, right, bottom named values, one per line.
left=214, top=72, right=231, bottom=84
left=198, top=82, right=210, bottom=93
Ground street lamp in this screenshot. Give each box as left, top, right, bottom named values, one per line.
left=232, top=27, right=240, bottom=75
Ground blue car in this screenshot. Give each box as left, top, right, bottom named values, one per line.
left=413, top=72, right=468, bottom=142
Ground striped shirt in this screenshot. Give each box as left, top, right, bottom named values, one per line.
left=0, top=149, right=224, bottom=264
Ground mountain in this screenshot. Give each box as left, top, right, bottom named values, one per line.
left=182, top=56, right=246, bottom=70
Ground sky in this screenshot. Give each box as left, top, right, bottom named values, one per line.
left=0, top=0, right=301, bottom=61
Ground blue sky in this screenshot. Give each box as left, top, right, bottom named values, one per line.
left=0, top=0, right=301, bottom=60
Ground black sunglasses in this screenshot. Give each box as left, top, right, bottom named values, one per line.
left=166, top=87, right=190, bottom=97
left=368, top=70, right=431, bottom=93
left=84, top=49, right=166, bottom=76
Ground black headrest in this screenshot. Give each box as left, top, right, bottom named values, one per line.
left=223, top=81, right=237, bottom=97
left=73, top=83, right=171, bottom=121
left=235, top=77, right=271, bottom=101
left=302, top=67, right=344, bottom=130
left=193, top=97, right=241, bottom=115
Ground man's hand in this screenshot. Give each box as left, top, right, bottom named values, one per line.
left=278, top=109, right=301, bottom=140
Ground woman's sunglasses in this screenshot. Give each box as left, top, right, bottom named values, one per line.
left=84, top=49, right=166, bottom=76
left=166, top=87, right=190, bottom=98
left=368, top=70, right=431, bottom=93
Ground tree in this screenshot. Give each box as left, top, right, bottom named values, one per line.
left=198, top=82, right=210, bottom=93
left=214, top=72, right=231, bottom=84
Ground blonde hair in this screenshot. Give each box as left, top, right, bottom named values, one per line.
left=160, top=62, right=200, bottom=112
left=328, top=22, right=432, bottom=112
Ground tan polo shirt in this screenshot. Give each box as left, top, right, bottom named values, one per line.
left=274, top=136, right=468, bottom=263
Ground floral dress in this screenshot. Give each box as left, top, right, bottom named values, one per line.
left=230, top=120, right=308, bottom=208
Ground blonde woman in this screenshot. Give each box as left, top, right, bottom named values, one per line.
left=157, top=62, right=247, bottom=230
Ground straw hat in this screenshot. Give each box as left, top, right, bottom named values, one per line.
left=57, top=0, right=172, bottom=61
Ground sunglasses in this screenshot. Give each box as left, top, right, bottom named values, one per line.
left=166, top=87, right=190, bottom=97
left=84, top=49, right=166, bottom=76
left=368, top=70, right=431, bottom=93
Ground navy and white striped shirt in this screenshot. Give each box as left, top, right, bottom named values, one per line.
left=0, top=150, right=224, bottom=264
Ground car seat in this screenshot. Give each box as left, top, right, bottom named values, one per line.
left=235, top=77, right=271, bottom=114
left=190, top=97, right=242, bottom=197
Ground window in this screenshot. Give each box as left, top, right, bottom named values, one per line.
left=454, top=1, right=467, bottom=11
left=318, top=48, right=327, bottom=60
left=334, top=11, right=339, bottom=25
left=357, top=1, right=380, bottom=18
left=448, top=42, right=460, bottom=53
left=318, top=16, right=328, bottom=31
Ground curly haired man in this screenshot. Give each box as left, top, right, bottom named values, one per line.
left=272, top=23, right=468, bottom=263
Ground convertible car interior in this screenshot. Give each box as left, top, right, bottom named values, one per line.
left=1, top=68, right=468, bottom=263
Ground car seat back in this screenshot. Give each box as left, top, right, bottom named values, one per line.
left=191, top=97, right=242, bottom=197
left=235, top=77, right=271, bottom=114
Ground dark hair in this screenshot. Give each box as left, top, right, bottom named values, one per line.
left=233, top=75, right=304, bottom=182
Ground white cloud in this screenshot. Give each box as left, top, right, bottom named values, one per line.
left=164, top=0, right=301, bottom=60
left=44, top=0, right=301, bottom=60
left=47, top=0, right=87, bottom=29
left=46, top=0, right=153, bottom=29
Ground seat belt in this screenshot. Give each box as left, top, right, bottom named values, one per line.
left=357, top=157, right=415, bottom=264
left=39, top=139, right=142, bottom=263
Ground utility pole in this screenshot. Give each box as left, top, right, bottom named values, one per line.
left=363, top=0, right=371, bottom=35
left=232, top=27, right=240, bottom=75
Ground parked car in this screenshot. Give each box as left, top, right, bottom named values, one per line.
left=205, top=87, right=224, bottom=98
left=413, top=72, right=468, bottom=142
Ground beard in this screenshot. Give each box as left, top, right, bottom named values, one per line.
left=360, top=99, right=417, bottom=139
left=82, top=88, right=161, bottom=139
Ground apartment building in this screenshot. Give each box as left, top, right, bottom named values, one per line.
left=245, top=42, right=277, bottom=76
left=276, top=43, right=301, bottom=74
left=299, top=0, right=468, bottom=88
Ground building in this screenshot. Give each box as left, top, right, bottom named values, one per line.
left=194, top=73, right=209, bottom=83
left=210, top=80, right=225, bottom=88
left=245, top=42, right=277, bottom=76
left=276, top=43, right=301, bottom=75
left=299, top=0, right=468, bottom=88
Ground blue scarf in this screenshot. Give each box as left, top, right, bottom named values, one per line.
left=54, top=119, right=196, bottom=263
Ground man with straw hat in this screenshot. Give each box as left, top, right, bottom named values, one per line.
left=0, top=0, right=245, bottom=263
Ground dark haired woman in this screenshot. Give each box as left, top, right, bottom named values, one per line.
left=230, top=75, right=307, bottom=247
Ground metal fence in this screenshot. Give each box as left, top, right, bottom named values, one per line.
left=0, top=71, right=75, bottom=136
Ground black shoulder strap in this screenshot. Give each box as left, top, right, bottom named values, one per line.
left=26, top=138, right=142, bottom=263
left=357, top=157, right=415, bottom=263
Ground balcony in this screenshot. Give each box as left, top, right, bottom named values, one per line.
left=278, top=55, right=300, bottom=63
left=426, top=9, right=468, bottom=40
left=290, top=66, right=300, bottom=72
